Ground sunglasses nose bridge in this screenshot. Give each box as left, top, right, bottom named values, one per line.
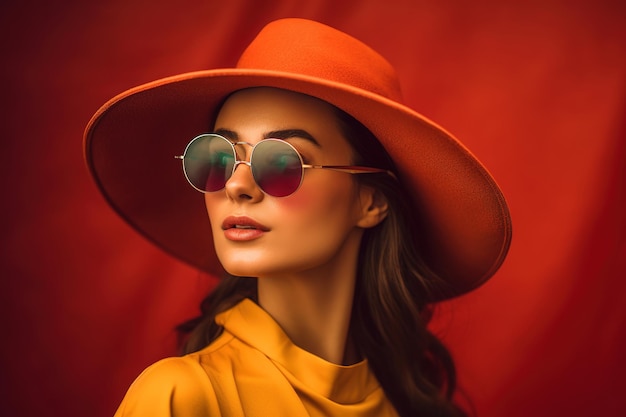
left=226, top=142, right=261, bottom=191
left=232, top=160, right=252, bottom=170
left=224, top=159, right=263, bottom=199
left=233, top=141, right=254, bottom=162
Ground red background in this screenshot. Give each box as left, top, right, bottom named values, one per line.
left=2, top=1, right=625, bottom=416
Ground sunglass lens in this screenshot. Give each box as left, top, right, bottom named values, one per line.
left=252, top=140, right=303, bottom=197
left=184, top=135, right=235, bottom=192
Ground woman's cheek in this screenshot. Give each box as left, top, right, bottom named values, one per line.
left=275, top=187, right=318, bottom=209
left=277, top=176, right=354, bottom=209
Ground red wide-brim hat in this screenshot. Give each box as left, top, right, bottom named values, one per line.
left=84, top=18, right=512, bottom=298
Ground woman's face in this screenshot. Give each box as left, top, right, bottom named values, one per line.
left=205, top=87, right=374, bottom=279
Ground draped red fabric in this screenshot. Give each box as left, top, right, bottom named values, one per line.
left=1, top=1, right=624, bottom=416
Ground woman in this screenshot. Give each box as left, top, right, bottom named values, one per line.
left=85, top=18, right=512, bottom=417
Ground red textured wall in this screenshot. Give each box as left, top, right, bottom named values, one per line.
left=2, top=1, right=624, bottom=416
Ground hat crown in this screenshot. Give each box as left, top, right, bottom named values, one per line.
left=237, top=19, right=403, bottom=102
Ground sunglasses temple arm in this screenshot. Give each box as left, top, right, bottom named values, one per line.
left=304, top=164, right=397, bottom=180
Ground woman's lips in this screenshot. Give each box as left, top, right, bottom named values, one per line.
left=221, top=216, right=269, bottom=241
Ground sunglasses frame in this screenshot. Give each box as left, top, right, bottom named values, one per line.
left=176, top=133, right=395, bottom=197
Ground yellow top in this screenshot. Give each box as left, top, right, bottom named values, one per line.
left=114, top=298, right=398, bottom=416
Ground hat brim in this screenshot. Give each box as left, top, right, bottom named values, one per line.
left=84, top=68, right=512, bottom=298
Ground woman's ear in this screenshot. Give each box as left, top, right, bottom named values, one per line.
left=357, top=186, right=389, bottom=228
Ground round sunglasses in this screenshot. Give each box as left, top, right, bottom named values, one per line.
left=176, top=133, right=393, bottom=197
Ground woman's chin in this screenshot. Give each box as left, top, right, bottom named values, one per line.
left=221, top=264, right=258, bottom=278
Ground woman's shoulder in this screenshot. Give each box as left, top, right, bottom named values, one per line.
left=114, top=356, right=220, bottom=417
left=133, top=355, right=211, bottom=387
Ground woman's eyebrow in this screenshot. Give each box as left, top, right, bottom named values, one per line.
left=264, top=129, right=320, bottom=146
left=212, top=128, right=320, bottom=146
left=213, top=128, right=238, bottom=140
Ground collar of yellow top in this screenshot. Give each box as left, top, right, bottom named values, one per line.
left=215, top=298, right=381, bottom=404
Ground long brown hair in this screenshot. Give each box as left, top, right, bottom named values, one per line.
left=335, top=108, right=468, bottom=416
left=177, top=100, right=468, bottom=417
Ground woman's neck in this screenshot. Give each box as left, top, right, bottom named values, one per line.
left=256, top=232, right=362, bottom=365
